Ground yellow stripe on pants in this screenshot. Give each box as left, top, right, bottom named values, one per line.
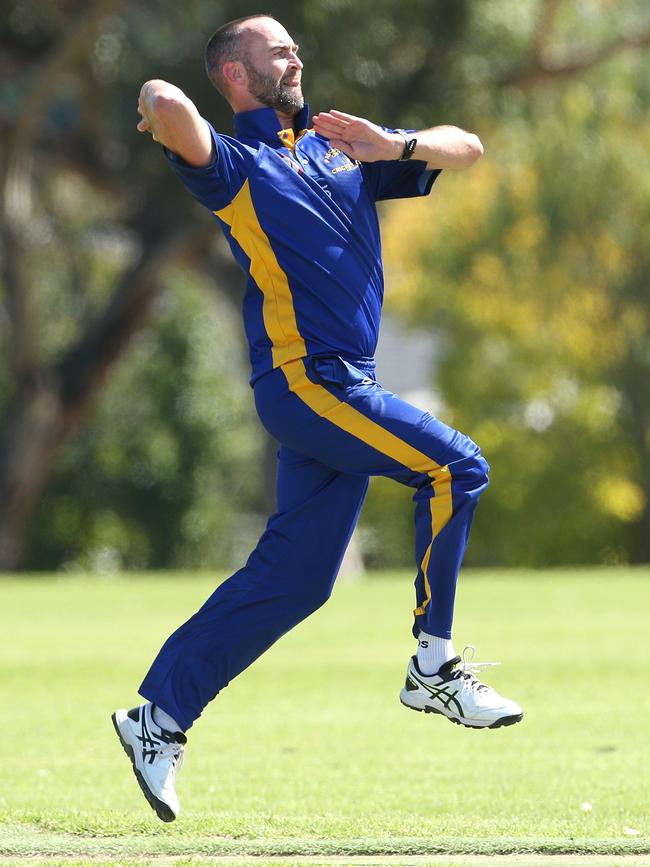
left=282, top=358, right=453, bottom=617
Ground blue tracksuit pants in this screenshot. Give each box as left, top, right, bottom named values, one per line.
left=139, top=355, right=489, bottom=730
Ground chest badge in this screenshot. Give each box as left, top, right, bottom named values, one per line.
left=324, top=147, right=360, bottom=174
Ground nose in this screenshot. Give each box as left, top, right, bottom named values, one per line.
left=289, top=52, right=303, bottom=71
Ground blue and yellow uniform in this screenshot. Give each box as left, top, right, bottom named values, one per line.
left=139, top=104, right=489, bottom=731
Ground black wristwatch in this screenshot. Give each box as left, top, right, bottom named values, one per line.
left=395, top=129, right=417, bottom=161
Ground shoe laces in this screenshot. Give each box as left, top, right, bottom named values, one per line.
left=156, top=740, right=184, bottom=777
left=456, top=645, right=500, bottom=692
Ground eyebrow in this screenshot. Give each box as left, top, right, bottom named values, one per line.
left=269, top=42, right=300, bottom=52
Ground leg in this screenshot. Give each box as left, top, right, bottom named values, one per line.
left=255, top=356, right=489, bottom=642
left=254, top=357, right=521, bottom=730
left=139, top=446, right=368, bottom=731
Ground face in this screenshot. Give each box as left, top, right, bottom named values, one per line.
left=239, top=18, right=304, bottom=115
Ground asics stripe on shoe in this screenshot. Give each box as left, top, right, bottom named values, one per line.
left=400, top=645, right=523, bottom=729
left=111, top=702, right=186, bottom=822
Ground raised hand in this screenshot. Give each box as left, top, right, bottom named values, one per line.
left=312, top=109, right=402, bottom=163
left=134, top=80, right=213, bottom=167
left=137, top=82, right=161, bottom=141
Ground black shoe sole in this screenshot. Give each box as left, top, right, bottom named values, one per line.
left=111, top=713, right=176, bottom=822
left=400, top=699, right=523, bottom=729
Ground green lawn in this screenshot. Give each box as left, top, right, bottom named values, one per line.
left=0, top=567, right=649, bottom=863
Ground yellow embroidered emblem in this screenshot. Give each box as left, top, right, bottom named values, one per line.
left=324, top=148, right=360, bottom=174
left=324, top=147, right=341, bottom=164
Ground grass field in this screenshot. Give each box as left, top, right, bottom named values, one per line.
left=1, top=566, right=649, bottom=866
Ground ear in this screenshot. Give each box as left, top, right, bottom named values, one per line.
left=222, top=60, right=246, bottom=88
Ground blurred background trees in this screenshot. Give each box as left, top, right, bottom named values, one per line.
left=0, top=0, right=648, bottom=572
left=382, top=1, right=650, bottom=566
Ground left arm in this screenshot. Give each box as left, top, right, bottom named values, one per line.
left=312, top=110, right=483, bottom=170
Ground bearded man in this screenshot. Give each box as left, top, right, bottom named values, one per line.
left=112, top=13, right=523, bottom=823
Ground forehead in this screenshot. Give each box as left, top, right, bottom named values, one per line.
left=243, top=17, right=294, bottom=48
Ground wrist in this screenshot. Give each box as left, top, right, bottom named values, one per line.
left=387, top=133, right=404, bottom=161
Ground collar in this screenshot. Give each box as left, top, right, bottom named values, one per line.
left=233, top=103, right=312, bottom=151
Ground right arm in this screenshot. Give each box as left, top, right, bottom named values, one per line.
left=137, top=79, right=213, bottom=168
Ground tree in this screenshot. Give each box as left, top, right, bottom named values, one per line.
left=0, top=0, right=473, bottom=570
left=0, top=0, right=222, bottom=569
left=3, top=0, right=646, bottom=571
left=381, top=0, right=650, bottom=564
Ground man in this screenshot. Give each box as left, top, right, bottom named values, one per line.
left=112, top=14, right=523, bottom=823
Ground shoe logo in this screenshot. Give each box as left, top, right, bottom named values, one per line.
left=137, top=713, right=160, bottom=764
left=411, top=671, right=463, bottom=717
left=136, top=710, right=177, bottom=764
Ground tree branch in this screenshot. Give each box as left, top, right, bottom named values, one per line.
left=7, top=0, right=123, bottom=174
left=0, top=0, right=124, bottom=379
left=532, top=0, right=561, bottom=59
left=501, top=29, right=650, bottom=88
left=56, top=224, right=213, bottom=430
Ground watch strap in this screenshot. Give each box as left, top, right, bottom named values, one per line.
left=395, top=128, right=417, bottom=161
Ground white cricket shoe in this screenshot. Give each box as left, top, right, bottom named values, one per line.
left=400, top=645, right=523, bottom=729
left=111, top=702, right=186, bottom=822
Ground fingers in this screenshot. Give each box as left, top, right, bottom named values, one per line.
left=329, top=109, right=360, bottom=123
left=136, top=100, right=148, bottom=133
left=313, top=111, right=358, bottom=129
left=313, top=113, right=350, bottom=137
left=314, top=110, right=351, bottom=125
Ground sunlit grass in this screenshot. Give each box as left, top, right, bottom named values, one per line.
left=0, top=567, right=648, bottom=858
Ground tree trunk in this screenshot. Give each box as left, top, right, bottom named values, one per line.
left=0, top=374, right=64, bottom=570
left=0, top=227, right=212, bottom=572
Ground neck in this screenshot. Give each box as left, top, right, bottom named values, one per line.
left=230, top=93, right=301, bottom=131
left=275, top=108, right=297, bottom=131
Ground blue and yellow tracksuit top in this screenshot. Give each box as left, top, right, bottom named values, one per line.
left=164, top=103, right=439, bottom=383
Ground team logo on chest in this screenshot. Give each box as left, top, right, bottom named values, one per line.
left=323, top=147, right=360, bottom=174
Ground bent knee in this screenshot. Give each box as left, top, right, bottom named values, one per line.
left=469, top=452, right=490, bottom=492
left=453, top=448, right=490, bottom=495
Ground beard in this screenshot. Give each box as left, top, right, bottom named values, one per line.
left=243, top=59, right=304, bottom=115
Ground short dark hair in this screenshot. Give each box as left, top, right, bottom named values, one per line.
left=205, top=13, right=274, bottom=96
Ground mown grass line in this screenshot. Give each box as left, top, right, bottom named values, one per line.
left=3, top=856, right=650, bottom=867
left=1, top=824, right=649, bottom=858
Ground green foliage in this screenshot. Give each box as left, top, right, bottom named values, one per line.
left=26, top=273, right=263, bottom=571
left=357, top=477, right=415, bottom=570
left=3, top=0, right=650, bottom=570
left=1, top=0, right=483, bottom=572
left=382, top=32, right=650, bottom=566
